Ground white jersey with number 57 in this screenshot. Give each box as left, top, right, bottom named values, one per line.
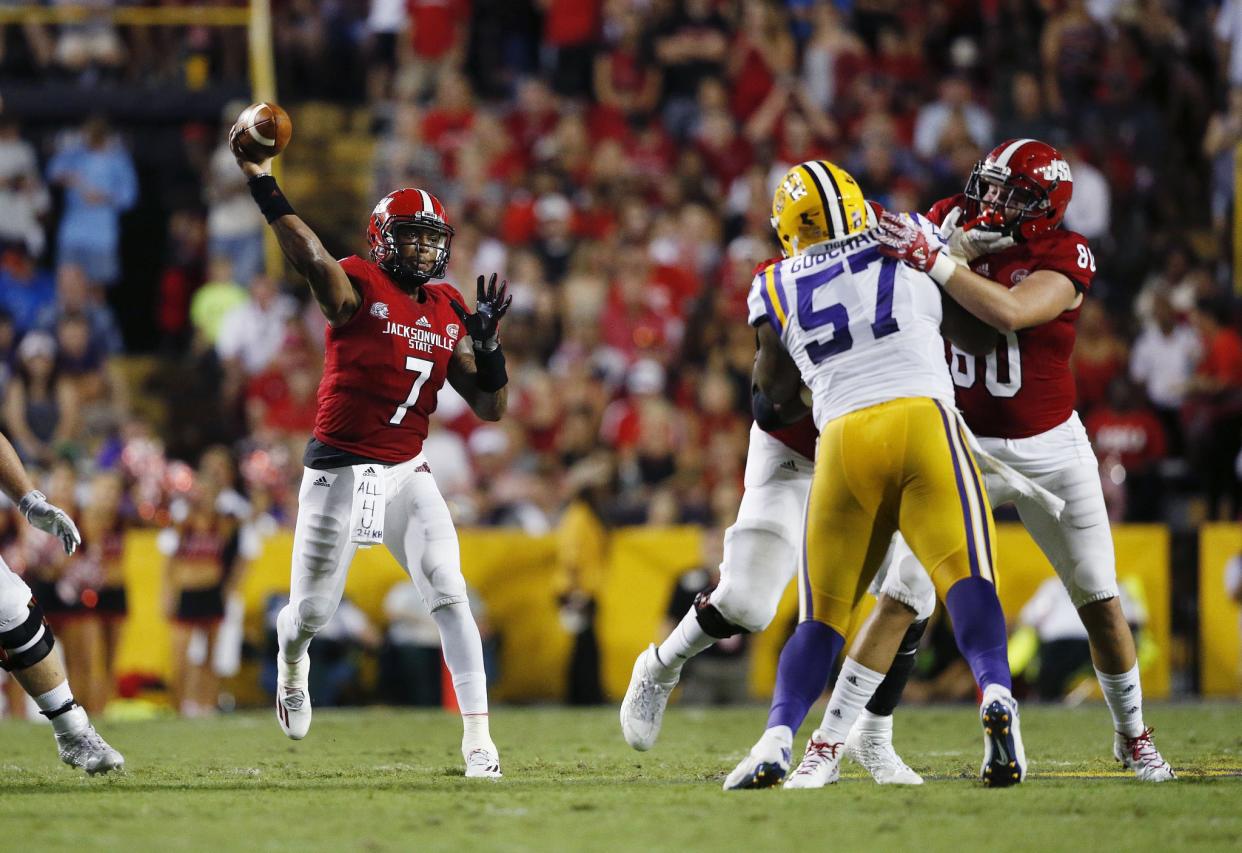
left=747, top=217, right=954, bottom=431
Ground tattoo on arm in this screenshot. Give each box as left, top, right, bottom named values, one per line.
left=269, top=216, right=360, bottom=325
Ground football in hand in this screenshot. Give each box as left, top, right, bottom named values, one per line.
left=231, top=102, right=292, bottom=163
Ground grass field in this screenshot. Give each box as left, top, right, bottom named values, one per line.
left=2, top=702, right=1240, bottom=852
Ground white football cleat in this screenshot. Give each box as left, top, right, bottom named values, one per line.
left=620, top=644, right=678, bottom=751
left=1115, top=728, right=1175, bottom=782
left=845, top=724, right=923, bottom=785
left=276, top=654, right=312, bottom=740
left=55, top=707, right=124, bottom=775
left=979, top=684, right=1025, bottom=787
left=464, top=743, right=502, bottom=779
left=723, top=727, right=792, bottom=790
left=784, top=731, right=843, bottom=789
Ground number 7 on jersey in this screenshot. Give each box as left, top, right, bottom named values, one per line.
left=389, top=356, right=434, bottom=425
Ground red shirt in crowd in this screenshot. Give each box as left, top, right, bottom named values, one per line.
left=408, top=0, right=466, bottom=60
left=1085, top=407, right=1167, bottom=473
left=1197, top=327, right=1242, bottom=388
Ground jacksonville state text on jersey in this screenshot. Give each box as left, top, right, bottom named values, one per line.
left=313, top=256, right=464, bottom=463
left=927, top=194, right=1096, bottom=439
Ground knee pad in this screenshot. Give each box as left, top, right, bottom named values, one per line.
left=294, top=595, right=338, bottom=634
left=694, top=592, right=747, bottom=639
left=420, top=532, right=468, bottom=612
left=711, top=525, right=795, bottom=633
left=0, top=600, right=56, bottom=672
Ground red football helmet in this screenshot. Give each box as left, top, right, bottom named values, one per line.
left=963, top=139, right=1073, bottom=240
left=367, top=188, right=454, bottom=284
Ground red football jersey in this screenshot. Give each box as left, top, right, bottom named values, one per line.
left=765, top=416, right=818, bottom=461
left=313, top=256, right=464, bottom=463
left=928, top=195, right=1096, bottom=439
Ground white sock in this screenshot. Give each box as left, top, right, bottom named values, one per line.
left=462, top=711, right=491, bottom=747
left=853, top=708, right=893, bottom=736
left=654, top=609, right=715, bottom=678
left=34, top=682, right=85, bottom=735
left=762, top=724, right=793, bottom=749
left=277, top=605, right=314, bottom=664
left=819, top=659, right=886, bottom=743
left=1095, top=664, right=1145, bottom=738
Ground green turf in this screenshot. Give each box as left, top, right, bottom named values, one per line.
left=2, top=703, right=1240, bottom=852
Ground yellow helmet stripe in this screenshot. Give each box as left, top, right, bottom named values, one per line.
left=764, top=264, right=788, bottom=330
left=804, top=160, right=847, bottom=238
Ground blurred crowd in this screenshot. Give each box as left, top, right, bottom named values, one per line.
left=1, top=0, right=1241, bottom=711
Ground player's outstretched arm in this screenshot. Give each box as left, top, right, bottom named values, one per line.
left=876, top=210, right=1081, bottom=333
left=0, top=431, right=81, bottom=555
left=232, top=144, right=360, bottom=327
left=447, top=274, right=512, bottom=422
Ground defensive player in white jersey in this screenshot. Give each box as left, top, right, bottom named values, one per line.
left=723, top=160, right=1026, bottom=789
left=620, top=236, right=941, bottom=785
left=0, top=430, right=123, bottom=774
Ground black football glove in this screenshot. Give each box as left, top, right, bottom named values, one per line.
left=450, top=273, right=512, bottom=352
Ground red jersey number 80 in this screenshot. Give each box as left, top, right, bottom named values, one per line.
left=950, top=333, right=1022, bottom=398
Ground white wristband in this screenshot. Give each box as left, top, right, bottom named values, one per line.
left=929, top=251, right=961, bottom=287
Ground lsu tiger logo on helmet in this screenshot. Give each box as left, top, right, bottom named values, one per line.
left=771, top=160, right=870, bottom=257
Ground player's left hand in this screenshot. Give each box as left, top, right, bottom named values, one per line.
left=937, top=206, right=1015, bottom=262
left=450, top=273, right=512, bottom=352
left=18, top=490, right=81, bottom=555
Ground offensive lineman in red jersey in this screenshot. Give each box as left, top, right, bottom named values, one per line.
left=876, top=138, right=1174, bottom=781
left=232, top=131, right=509, bottom=777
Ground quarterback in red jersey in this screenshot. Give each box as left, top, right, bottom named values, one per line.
left=233, top=134, right=509, bottom=778
left=877, top=138, right=1174, bottom=781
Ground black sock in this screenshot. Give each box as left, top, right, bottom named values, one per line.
left=865, top=619, right=928, bottom=717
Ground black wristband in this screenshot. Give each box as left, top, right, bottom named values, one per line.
left=248, top=174, right=296, bottom=223
left=474, top=344, right=507, bottom=393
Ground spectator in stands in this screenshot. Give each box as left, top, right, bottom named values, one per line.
left=189, top=257, right=248, bottom=348
left=35, top=262, right=124, bottom=356
left=204, top=112, right=267, bottom=287
left=1072, top=300, right=1128, bottom=416
left=996, top=71, right=1059, bottom=144
left=1184, top=299, right=1242, bottom=519
left=46, top=115, right=137, bottom=288
left=0, top=109, right=50, bottom=257
left=1086, top=378, right=1168, bottom=521
left=3, top=331, right=79, bottom=466
left=540, top=0, right=600, bottom=99
left=216, top=274, right=298, bottom=400
left=1062, top=145, right=1111, bottom=246
left=402, top=0, right=470, bottom=103
left=593, top=5, right=661, bottom=129
left=654, top=0, right=730, bottom=140
left=0, top=244, right=55, bottom=336
left=912, top=74, right=993, bottom=161
left=55, top=311, right=127, bottom=442
left=364, top=0, right=407, bottom=105
left=1040, top=0, right=1104, bottom=121
left=380, top=580, right=445, bottom=706
left=1216, top=0, right=1242, bottom=88
left=1129, top=291, right=1200, bottom=455
left=1203, top=87, right=1242, bottom=249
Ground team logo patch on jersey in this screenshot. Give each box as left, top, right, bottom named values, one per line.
left=416, top=316, right=431, bottom=328
left=370, top=301, right=389, bottom=319
left=446, top=323, right=459, bottom=341
left=1011, top=268, right=1030, bottom=284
